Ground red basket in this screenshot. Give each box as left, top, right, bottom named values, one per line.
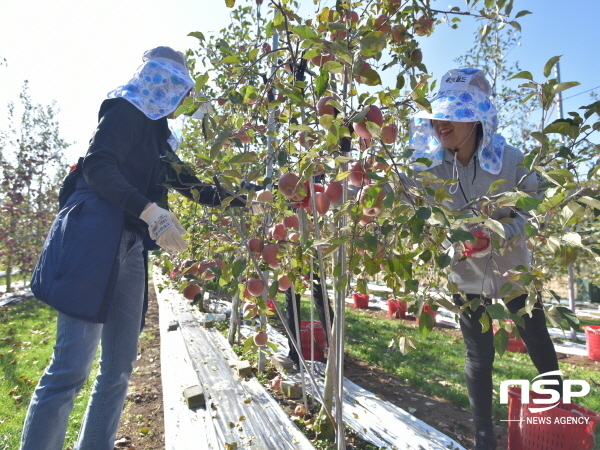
left=387, top=299, right=407, bottom=319
left=493, top=320, right=527, bottom=353
left=300, top=321, right=326, bottom=361
left=352, top=292, right=370, bottom=309
left=507, top=387, right=600, bottom=450
left=584, top=326, right=600, bottom=361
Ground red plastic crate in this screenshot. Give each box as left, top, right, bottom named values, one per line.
left=584, top=325, right=600, bottom=361
left=300, top=320, right=326, bottom=361
left=507, top=387, right=600, bottom=450
left=352, top=292, right=369, bottom=308
left=387, top=299, right=407, bottom=319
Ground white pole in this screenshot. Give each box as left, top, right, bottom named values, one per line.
left=554, top=62, right=577, bottom=342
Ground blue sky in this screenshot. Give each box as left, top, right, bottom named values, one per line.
left=1, top=0, right=598, bottom=162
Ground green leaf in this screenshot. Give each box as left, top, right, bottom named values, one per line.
left=222, top=55, right=240, bottom=64
left=553, top=81, right=580, bottom=95
left=515, top=10, right=532, bottom=18
left=508, top=21, right=521, bottom=32
left=418, top=311, right=434, bottom=338
left=194, top=73, right=209, bottom=91
left=315, top=70, right=329, bottom=98
left=479, top=312, right=490, bottom=333
left=556, top=306, right=579, bottom=329
left=515, top=196, right=541, bottom=211
left=448, top=229, right=475, bottom=244
left=322, top=61, right=344, bottom=74
left=396, top=74, right=405, bottom=91
left=358, top=68, right=382, bottom=86
left=360, top=31, right=388, bottom=54
left=484, top=219, right=506, bottom=239
left=486, top=303, right=507, bottom=320
left=543, top=55, right=561, bottom=78
left=268, top=280, right=279, bottom=298
left=493, top=328, right=508, bottom=356
left=277, top=150, right=288, bottom=167
left=413, top=97, right=432, bottom=112
left=188, top=31, right=205, bottom=41
left=509, top=71, right=533, bottom=81
left=578, top=196, right=600, bottom=210
left=416, top=207, right=432, bottom=221
left=248, top=48, right=259, bottom=61
left=229, top=153, right=257, bottom=164
left=499, top=282, right=513, bottom=297
left=488, top=179, right=507, bottom=193
left=436, top=252, right=452, bottom=269
left=292, top=25, right=319, bottom=39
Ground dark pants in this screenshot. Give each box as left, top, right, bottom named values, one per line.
left=454, top=294, right=561, bottom=431
left=286, top=272, right=334, bottom=364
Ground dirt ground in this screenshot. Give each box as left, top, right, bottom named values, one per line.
left=113, top=289, right=599, bottom=450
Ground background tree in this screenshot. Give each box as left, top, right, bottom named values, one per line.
left=0, top=82, right=68, bottom=292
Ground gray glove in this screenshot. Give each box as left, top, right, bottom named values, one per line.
left=140, top=203, right=187, bottom=253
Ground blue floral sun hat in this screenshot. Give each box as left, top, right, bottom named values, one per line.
left=108, top=46, right=194, bottom=120
left=409, top=68, right=505, bottom=174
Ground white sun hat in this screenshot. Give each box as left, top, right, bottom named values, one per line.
left=410, top=68, right=506, bottom=174
left=108, top=46, right=195, bottom=120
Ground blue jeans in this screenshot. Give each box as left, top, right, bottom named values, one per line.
left=21, top=230, right=146, bottom=450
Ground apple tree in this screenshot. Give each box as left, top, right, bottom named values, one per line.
left=153, top=0, right=599, bottom=443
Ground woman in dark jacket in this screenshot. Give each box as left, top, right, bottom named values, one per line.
left=21, top=46, right=238, bottom=450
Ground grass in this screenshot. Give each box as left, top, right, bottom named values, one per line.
left=0, top=299, right=97, bottom=450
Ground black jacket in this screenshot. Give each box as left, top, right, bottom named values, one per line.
left=83, top=97, right=232, bottom=234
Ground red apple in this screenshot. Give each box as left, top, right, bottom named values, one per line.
left=325, top=181, right=343, bottom=204
left=299, top=132, right=315, bottom=149
left=311, top=52, right=333, bottom=67
left=183, top=284, right=201, bottom=300
left=261, top=243, right=280, bottom=264
left=294, top=404, right=307, bottom=416
left=247, top=278, right=265, bottom=297
left=270, top=223, right=287, bottom=241
left=262, top=42, right=271, bottom=53
left=314, top=192, right=331, bottom=216
left=381, top=124, right=398, bottom=144
left=256, top=190, right=274, bottom=202
left=254, top=331, right=269, bottom=346
left=271, top=376, right=282, bottom=390
left=391, top=25, right=409, bottom=43
left=278, top=274, right=292, bottom=291
left=317, top=95, right=336, bottom=116
left=247, top=238, right=263, bottom=256
left=359, top=137, right=372, bottom=150
left=354, top=105, right=383, bottom=139
left=414, top=15, right=434, bottom=36
left=348, top=161, right=369, bottom=187
left=375, top=15, right=391, bottom=33
left=278, top=172, right=300, bottom=198
left=410, top=48, right=423, bottom=63
left=283, top=215, right=299, bottom=229
left=289, top=232, right=300, bottom=242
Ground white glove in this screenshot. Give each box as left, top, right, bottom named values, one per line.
left=140, top=203, right=188, bottom=253
left=462, top=228, right=491, bottom=258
